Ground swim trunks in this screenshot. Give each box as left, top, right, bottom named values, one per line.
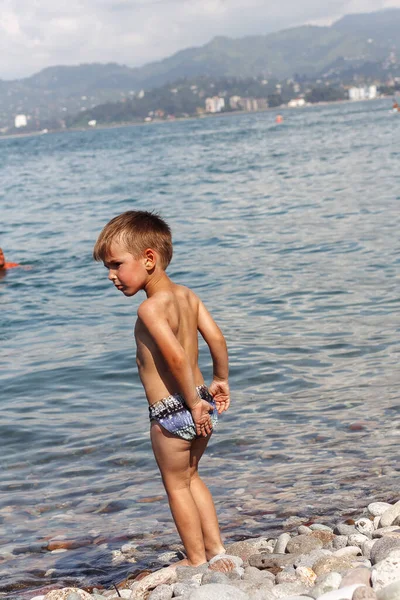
left=149, top=385, right=218, bottom=441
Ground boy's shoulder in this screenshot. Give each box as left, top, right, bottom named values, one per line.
left=137, top=284, right=199, bottom=319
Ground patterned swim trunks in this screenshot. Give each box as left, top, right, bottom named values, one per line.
left=149, top=385, right=218, bottom=441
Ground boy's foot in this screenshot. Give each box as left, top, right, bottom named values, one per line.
left=208, top=553, right=237, bottom=573
left=170, top=558, right=208, bottom=568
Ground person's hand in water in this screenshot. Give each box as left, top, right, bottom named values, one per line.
left=209, top=379, right=230, bottom=414
left=191, top=399, right=213, bottom=437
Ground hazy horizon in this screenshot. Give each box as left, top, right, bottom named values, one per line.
left=1, top=0, right=400, bottom=81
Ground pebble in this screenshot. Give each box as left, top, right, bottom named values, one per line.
left=371, top=550, right=400, bottom=591
left=188, top=583, right=248, bottom=599
left=376, top=581, right=400, bottom=600
left=379, top=502, right=400, bottom=529
left=368, top=504, right=393, bottom=518
left=147, top=583, right=173, bottom=599
left=311, top=572, right=342, bottom=598
left=286, top=535, right=323, bottom=554
left=356, top=519, right=375, bottom=537
left=370, top=537, right=400, bottom=564
left=275, top=533, right=291, bottom=554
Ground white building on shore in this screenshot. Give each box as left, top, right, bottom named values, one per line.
left=205, top=97, right=225, bottom=113
left=15, top=114, right=28, bottom=128
left=348, top=85, right=377, bottom=101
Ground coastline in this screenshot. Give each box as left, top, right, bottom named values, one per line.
left=0, top=97, right=392, bottom=142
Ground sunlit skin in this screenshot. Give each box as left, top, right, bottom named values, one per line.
left=102, top=240, right=232, bottom=568
left=0, top=248, right=20, bottom=270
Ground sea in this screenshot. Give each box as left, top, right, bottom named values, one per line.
left=1, top=99, right=399, bottom=598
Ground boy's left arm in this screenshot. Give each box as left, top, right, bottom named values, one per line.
left=138, top=301, right=213, bottom=436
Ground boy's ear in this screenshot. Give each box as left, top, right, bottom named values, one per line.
left=144, top=248, right=157, bottom=269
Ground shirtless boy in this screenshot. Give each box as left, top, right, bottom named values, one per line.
left=93, top=210, right=230, bottom=567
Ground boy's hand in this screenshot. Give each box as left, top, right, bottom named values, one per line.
left=191, top=400, right=213, bottom=437
left=209, top=379, right=230, bottom=414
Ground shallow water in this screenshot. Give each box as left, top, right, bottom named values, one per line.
left=1, top=100, right=399, bottom=598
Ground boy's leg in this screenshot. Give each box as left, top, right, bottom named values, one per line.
left=150, top=423, right=207, bottom=566
left=189, top=437, right=225, bottom=560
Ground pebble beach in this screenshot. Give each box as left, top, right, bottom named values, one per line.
left=24, top=499, right=400, bottom=600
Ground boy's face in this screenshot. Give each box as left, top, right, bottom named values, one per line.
left=0, top=249, right=5, bottom=268
left=103, top=242, right=147, bottom=297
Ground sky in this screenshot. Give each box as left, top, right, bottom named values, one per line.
left=1, top=0, right=400, bottom=80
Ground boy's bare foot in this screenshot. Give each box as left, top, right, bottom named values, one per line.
left=170, top=557, right=208, bottom=568
left=208, top=552, right=237, bottom=573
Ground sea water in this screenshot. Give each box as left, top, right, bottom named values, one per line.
left=1, top=99, right=399, bottom=597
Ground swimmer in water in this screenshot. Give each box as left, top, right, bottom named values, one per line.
left=0, top=248, right=20, bottom=271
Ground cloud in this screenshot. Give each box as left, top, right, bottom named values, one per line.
left=0, top=0, right=399, bottom=80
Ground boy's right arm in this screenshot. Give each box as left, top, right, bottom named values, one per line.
left=198, top=300, right=230, bottom=414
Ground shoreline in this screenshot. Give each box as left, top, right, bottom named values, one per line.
left=0, top=97, right=392, bottom=142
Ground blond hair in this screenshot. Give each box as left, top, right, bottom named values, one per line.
left=93, top=210, right=173, bottom=269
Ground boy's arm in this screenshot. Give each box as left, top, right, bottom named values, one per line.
left=138, top=301, right=213, bottom=436
left=197, top=300, right=230, bottom=414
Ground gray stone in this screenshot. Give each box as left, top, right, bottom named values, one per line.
left=270, top=582, right=309, bottom=598
left=251, top=585, right=277, bottom=600
left=349, top=534, right=370, bottom=548
left=334, top=524, right=357, bottom=537
left=376, top=581, right=400, bottom=600
left=310, top=524, right=334, bottom=532
left=353, top=588, right=378, bottom=600
left=231, top=580, right=270, bottom=595
left=249, top=553, right=295, bottom=569
left=379, top=502, right=400, bottom=529
left=340, top=568, right=371, bottom=588
left=316, top=585, right=366, bottom=600
left=225, top=540, right=266, bottom=562
left=311, top=572, right=342, bottom=598
left=276, top=566, right=297, bottom=584
left=188, top=583, right=249, bottom=599
left=356, top=519, right=375, bottom=537
left=334, top=547, right=363, bottom=558
left=372, top=530, right=400, bottom=539
left=368, top=504, right=393, bottom=518
left=148, top=584, right=173, bottom=600
left=66, top=595, right=82, bottom=600
left=243, top=566, right=274, bottom=583
left=175, top=564, right=208, bottom=582
left=370, top=537, right=400, bottom=564
left=298, top=526, right=312, bottom=535
left=312, top=556, right=354, bottom=577
left=286, top=535, right=323, bottom=555
left=371, top=550, right=400, bottom=591
left=275, top=533, right=291, bottom=554
left=294, top=549, right=331, bottom=569
left=333, top=536, right=349, bottom=550
left=201, top=571, right=230, bottom=585
left=363, top=540, right=378, bottom=560
left=173, top=581, right=200, bottom=597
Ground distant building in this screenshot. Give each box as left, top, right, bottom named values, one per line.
left=288, top=98, right=306, bottom=108
left=205, top=97, right=225, bottom=113
left=229, top=95, right=241, bottom=110
left=348, top=86, right=378, bottom=101
left=15, top=114, right=27, bottom=128
left=88, top=120, right=97, bottom=127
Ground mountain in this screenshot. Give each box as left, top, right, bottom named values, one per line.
left=1, top=8, right=399, bottom=129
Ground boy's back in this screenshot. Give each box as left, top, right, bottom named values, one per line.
left=135, top=282, right=204, bottom=405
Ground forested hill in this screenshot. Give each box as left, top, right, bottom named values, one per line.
left=0, top=8, right=399, bottom=128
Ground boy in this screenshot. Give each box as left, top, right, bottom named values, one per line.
left=93, top=210, right=231, bottom=568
